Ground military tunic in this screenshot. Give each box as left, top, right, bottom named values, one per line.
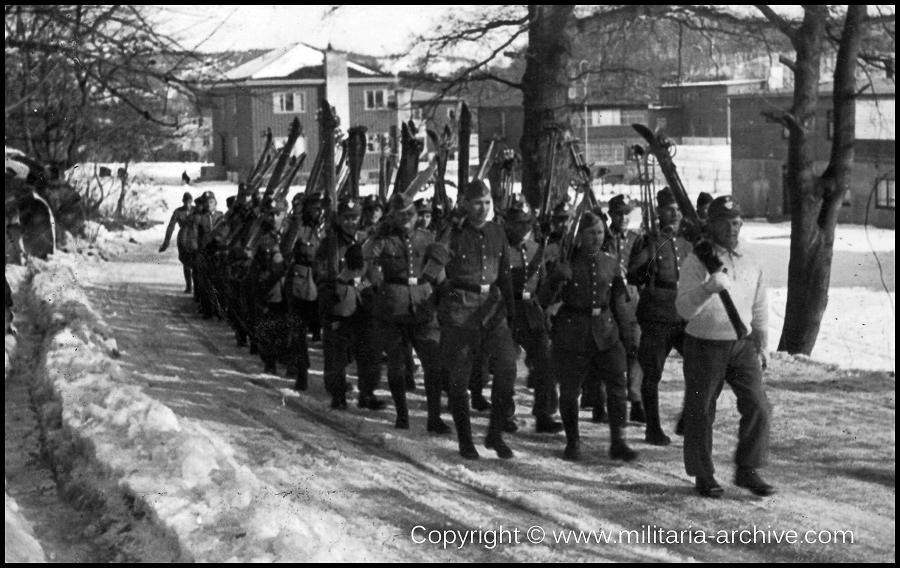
left=251, top=228, right=288, bottom=372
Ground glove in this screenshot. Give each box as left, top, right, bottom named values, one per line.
left=552, top=262, right=573, bottom=282
left=158, top=244, right=168, bottom=253
left=703, top=271, right=732, bottom=294
left=425, top=243, right=451, bottom=266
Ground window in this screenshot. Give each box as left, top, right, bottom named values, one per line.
left=826, top=109, right=834, bottom=140
left=367, top=132, right=389, bottom=153
left=589, top=109, right=621, bottom=127
left=410, top=107, right=423, bottom=121
left=876, top=179, right=895, bottom=209
left=447, top=108, right=457, bottom=121
left=365, top=90, right=387, bottom=110
left=273, top=92, right=305, bottom=114
left=589, top=143, right=625, bottom=165
left=620, top=110, right=647, bottom=126
left=230, top=135, right=239, bottom=160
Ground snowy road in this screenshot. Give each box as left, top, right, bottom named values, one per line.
left=68, top=239, right=894, bottom=562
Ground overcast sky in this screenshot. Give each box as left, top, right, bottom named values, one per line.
left=153, top=5, right=455, bottom=55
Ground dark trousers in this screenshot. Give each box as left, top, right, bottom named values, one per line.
left=378, top=317, right=442, bottom=424
left=514, top=325, right=558, bottom=419
left=441, top=323, right=517, bottom=446
left=286, top=297, right=314, bottom=377
left=322, top=316, right=381, bottom=405
left=553, top=342, right=628, bottom=444
left=682, top=334, right=770, bottom=478
left=257, top=301, right=289, bottom=369
left=639, top=321, right=686, bottom=435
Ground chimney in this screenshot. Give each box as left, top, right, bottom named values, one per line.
left=324, top=46, right=350, bottom=132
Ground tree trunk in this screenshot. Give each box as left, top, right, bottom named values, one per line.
left=115, top=160, right=130, bottom=218
left=777, top=6, right=864, bottom=355
left=520, top=5, right=575, bottom=212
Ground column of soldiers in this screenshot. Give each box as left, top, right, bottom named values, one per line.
left=162, top=179, right=773, bottom=497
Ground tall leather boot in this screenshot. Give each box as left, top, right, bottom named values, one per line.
left=560, top=400, right=581, bottom=461
left=485, top=409, right=513, bottom=459
left=643, top=391, right=671, bottom=446
left=425, top=374, right=449, bottom=434
left=450, top=395, right=478, bottom=459
left=610, top=425, right=638, bottom=461
left=388, top=377, right=409, bottom=429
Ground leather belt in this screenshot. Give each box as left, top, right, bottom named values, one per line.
left=560, top=306, right=608, bottom=316
left=514, top=291, right=534, bottom=301
left=653, top=281, right=678, bottom=290
left=451, top=281, right=494, bottom=294
left=386, top=277, right=427, bottom=286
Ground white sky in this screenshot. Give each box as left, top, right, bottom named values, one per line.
left=152, top=5, right=456, bottom=55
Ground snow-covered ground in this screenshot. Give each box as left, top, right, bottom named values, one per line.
left=90, top=161, right=894, bottom=372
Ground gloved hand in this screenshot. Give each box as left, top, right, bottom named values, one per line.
left=703, top=271, right=732, bottom=294
left=552, top=262, right=573, bottom=282
left=158, top=243, right=168, bottom=253
left=425, top=243, right=451, bottom=266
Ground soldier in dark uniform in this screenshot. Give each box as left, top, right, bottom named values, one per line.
left=627, top=188, right=693, bottom=446
left=602, top=194, right=645, bottom=424
left=315, top=198, right=382, bottom=410
left=426, top=180, right=518, bottom=460
left=283, top=192, right=326, bottom=347
left=367, top=193, right=448, bottom=432
left=505, top=197, right=563, bottom=434
left=361, top=195, right=386, bottom=236
left=414, top=198, right=433, bottom=232
left=539, top=211, right=637, bottom=462
left=159, top=191, right=195, bottom=293
left=196, top=192, right=224, bottom=319
left=249, top=199, right=289, bottom=374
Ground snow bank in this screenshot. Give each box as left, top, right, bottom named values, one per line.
left=24, top=257, right=348, bottom=561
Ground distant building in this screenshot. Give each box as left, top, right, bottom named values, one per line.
left=205, top=43, right=463, bottom=183
left=730, top=77, right=895, bottom=229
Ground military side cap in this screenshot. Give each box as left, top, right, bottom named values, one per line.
left=463, top=179, right=491, bottom=200
left=551, top=201, right=572, bottom=218
left=707, top=195, right=742, bottom=221
left=226, top=195, right=236, bottom=208
left=608, top=194, right=634, bottom=214
left=267, top=198, right=289, bottom=213
left=182, top=191, right=193, bottom=202
left=579, top=211, right=605, bottom=231
left=203, top=190, right=216, bottom=201
left=506, top=196, right=534, bottom=223
left=337, top=197, right=361, bottom=216
left=697, top=191, right=714, bottom=209
left=389, top=192, right=414, bottom=212
left=306, top=191, right=324, bottom=205
left=415, top=198, right=432, bottom=213
left=363, top=194, right=386, bottom=211
left=291, top=192, right=305, bottom=206
left=657, top=187, right=677, bottom=209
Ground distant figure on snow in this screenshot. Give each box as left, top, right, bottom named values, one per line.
left=182, top=171, right=191, bottom=185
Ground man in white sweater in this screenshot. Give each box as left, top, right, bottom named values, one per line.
left=676, top=196, right=774, bottom=498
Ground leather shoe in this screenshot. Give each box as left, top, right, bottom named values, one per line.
left=695, top=476, right=724, bottom=498
left=610, top=441, right=638, bottom=462
left=535, top=417, right=564, bottom=434
left=485, top=435, right=514, bottom=459
left=330, top=399, right=348, bottom=411
left=644, top=429, right=671, bottom=446
left=734, top=468, right=776, bottom=496
left=394, top=415, right=410, bottom=430
left=503, top=420, right=519, bottom=434
left=357, top=395, right=385, bottom=411
left=427, top=420, right=451, bottom=435
left=459, top=444, right=480, bottom=460
left=591, top=407, right=608, bottom=424
left=630, top=402, right=646, bottom=424
left=293, top=370, right=308, bottom=392
left=675, top=415, right=685, bottom=436
left=563, top=440, right=581, bottom=461
left=471, top=393, right=491, bottom=412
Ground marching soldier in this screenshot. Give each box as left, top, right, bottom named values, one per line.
left=601, top=194, right=645, bottom=424
left=315, top=198, right=382, bottom=410
left=414, top=198, right=434, bottom=232
left=367, top=193, right=448, bottom=432
left=627, top=188, right=693, bottom=446
left=505, top=197, right=563, bottom=434
left=285, top=192, right=326, bottom=347
left=159, top=191, right=195, bottom=293
left=361, top=195, right=386, bottom=236
left=426, top=180, right=518, bottom=460
left=249, top=199, right=290, bottom=374
left=539, top=211, right=637, bottom=462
